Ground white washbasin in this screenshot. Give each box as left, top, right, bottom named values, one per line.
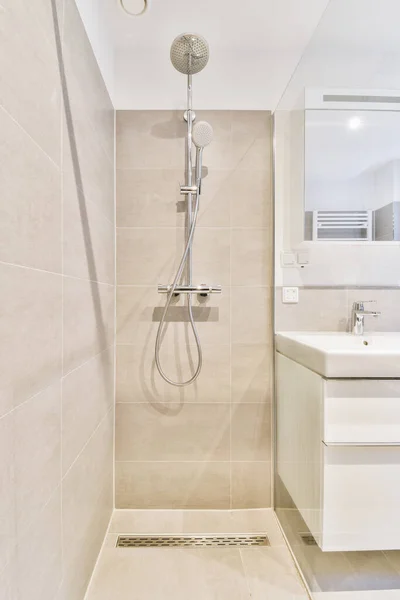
left=276, top=332, right=400, bottom=377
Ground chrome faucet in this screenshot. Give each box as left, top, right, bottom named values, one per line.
left=351, top=301, right=380, bottom=335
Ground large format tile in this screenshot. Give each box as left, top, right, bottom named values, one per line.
left=0, top=264, right=62, bottom=418
left=63, top=0, right=114, bottom=164
left=117, top=285, right=230, bottom=346
left=240, top=546, right=308, bottom=599
left=232, top=343, right=272, bottom=403
left=63, top=181, right=115, bottom=284
left=231, top=462, right=272, bottom=509
left=61, top=411, right=113, bottom=599
left=115, top=461, right=230, bottom=509
left=192, top=227, right=231, bottom=286
left=275, top=287, right=349, bottom=332
left=63, top=277, right=114, bottom=375
left=230, top=170, right=272, bottom=228
left=116, top=342, right=231, bottom=403
left=0, top=0, right=61, bottom=164
left=231, top=403, right=272, bottom=461
left=0, top=107, right=61, bottom=272
left=117, top=169, right=185, bottom=228
left=86, top=545, right=250, bottom=600
left=231, top=287, right=272, bottom=344
left=62, top=347, right=114, bottom=474
left=14, top=382, right=61, bottom=536
left=115, top=402, right=230, bottom=462
left=117, top=227, right=184, bottom=285
left=16, top=488, right=62, bottom=600
left=231, top=229, right=272, bottom=286
left=116, top=111, right=184, bottom=169
left=0, top=413, right=16, bottom=573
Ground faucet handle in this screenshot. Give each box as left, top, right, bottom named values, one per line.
left=353, top=300, right=376, bottom=311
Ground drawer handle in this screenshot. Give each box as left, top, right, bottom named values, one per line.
left=323, top=441, right=400, bottom=447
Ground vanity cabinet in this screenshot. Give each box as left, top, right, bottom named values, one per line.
left=276, top=353, right=400, bottom=552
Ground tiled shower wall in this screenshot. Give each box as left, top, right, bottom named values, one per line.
left=115, top=110, right=273, bottom=509
left=0, top=2, right=115, bottom=599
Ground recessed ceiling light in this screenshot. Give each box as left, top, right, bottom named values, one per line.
left=119, top=0, right=149, bottom=16
left=348, top=116, right=363, bottom=130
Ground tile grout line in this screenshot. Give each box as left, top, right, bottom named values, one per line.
left=0, top=258, right=114, bottom=286
left=113, top=107, right=117, bottom=512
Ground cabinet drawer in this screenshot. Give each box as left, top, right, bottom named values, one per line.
left=322, top=445, right=400, bottom=551
left=323, top=380, right=400, bottom=445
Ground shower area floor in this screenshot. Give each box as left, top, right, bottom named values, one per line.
left=85, top=509, right=309, bottom=600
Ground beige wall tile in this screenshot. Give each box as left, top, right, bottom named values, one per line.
left=231, top=462, right=272, bottom=509
left=63, top=0, right=114, bottom=163
left=0, top=264, right=62, bottom=418
left=115, top=403, right=230, bottom=462
left=116, top=343, right=231, bottom=404
left=63, top=183, right=115, bottom=285
left=232, top=343, right=273, bottom=403
left=275, top=287, right=349, bottom=332
left=17, top=488, right=63, bottom=600
left=196, top=169, right=231, bottom=227
left=231, top=403, right=272, bottom=461
left=231, top=229, right=272, bottom=286
left=62, top=347, right=114, bottom=475
left=0, top=0, right=61, bottom=164
left=232, top=287, right=272, bottom=344
left=63, top=107, right=115, bottom=225
left=117, top=169, right=185, bottom=228
left=115, top=110, right=273, bottom=510
left=117, top=286, right=230, bottom=346
left=230, top=170, right=272, bottom=228
left=192, top=228, right=230, bottom=286
left=115, top=461, right=230, bottom=509
left=117, top=228, right=184, bottom=285
left=62, top=410, right=113, bottom=592
left=116, top=111, right=184, bottom=169
left=14, top=382, right=61, bottom=536
left=0, top=107, right=62, bottom=272
left=63, top=278, right=114, bottom=375
left=0, top=413, right=16, bottom=572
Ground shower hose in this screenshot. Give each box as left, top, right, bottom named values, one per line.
left=154, top=189, right=202, bottom=386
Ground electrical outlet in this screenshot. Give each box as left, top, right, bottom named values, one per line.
left=282, top=287, right=299, bottom=304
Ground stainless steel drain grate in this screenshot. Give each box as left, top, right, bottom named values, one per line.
left=116, top=535, right=270, bottom=548
left=300, top=533, right=318, bottom=546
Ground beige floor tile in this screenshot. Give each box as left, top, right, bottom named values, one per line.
left=240, top=546, right=308, bottom=599
left=86, top=546, right=251, bottom=600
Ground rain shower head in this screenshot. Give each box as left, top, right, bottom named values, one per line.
left=192, top=121, right=213, bottom=149
left=170, top=34, right=209, bottom=75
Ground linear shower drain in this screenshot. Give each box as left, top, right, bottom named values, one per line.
left=116, top=535, right=270, bottom=548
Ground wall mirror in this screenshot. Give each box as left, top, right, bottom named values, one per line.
left=304, top=108, right=400, bottom=242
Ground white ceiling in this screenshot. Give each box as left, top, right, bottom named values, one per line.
left=278, top=0, right=400, bottom=111
left=75, top=0, right=330, bottom=109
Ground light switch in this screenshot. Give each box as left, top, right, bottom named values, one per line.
left=281, top=251, right=296, bottom=267
left=282, top=287, right=299, bottom=303
left=297, top=251, right=309, bottom=265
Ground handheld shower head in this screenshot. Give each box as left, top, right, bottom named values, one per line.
left=192, top=121, right=214, bottom=148
left=192, top=121, right=213, bottom=191
left=170, top=34, right=209, bottom=75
